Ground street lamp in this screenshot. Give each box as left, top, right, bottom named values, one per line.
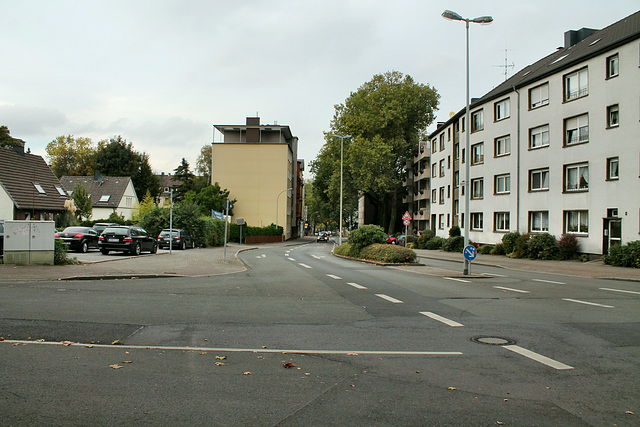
left=275, top=188, right=292, bottom=237
left=328, top=134, right=352, bottom=245
left=442, top=9, right=493, bottom=276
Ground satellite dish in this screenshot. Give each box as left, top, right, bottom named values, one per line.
left=449, top=111, right=455, bottom=118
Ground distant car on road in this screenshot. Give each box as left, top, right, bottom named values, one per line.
left=157, top=229, right=194, bottom=250
left=98, top=226, right=157, bottom=255
left=55, top=226, right=100, bottom=253
left=317, top=232, right=329, bottom=243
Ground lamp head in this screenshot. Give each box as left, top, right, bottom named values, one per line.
left=441, top=10, right=463, bottom=21
left=472, top=15, right=493, bottom=25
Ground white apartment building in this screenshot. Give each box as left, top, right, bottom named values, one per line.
left=407, top=11, right=640, bottom=255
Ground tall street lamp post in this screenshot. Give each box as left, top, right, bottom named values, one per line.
left=328, top=134, right=352, bottom=245
left=442, top=9, right=493, bottom=276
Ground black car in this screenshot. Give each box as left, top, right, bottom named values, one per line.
left=98, top=226, right=157, bottom=255
left=157, top=229, right=194, bottom=250
left=317, top=232, right=329, bottom=243
left=55, top=226, right=100, bottom=253
left=92, top=222, right=118, bottom=235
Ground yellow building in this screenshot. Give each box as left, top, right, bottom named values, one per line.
left=212, top=117, right=300, bottom=240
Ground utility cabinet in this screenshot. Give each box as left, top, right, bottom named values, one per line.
left=3, top=220, right=55, bottom=265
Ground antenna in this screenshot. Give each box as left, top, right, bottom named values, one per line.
left=493, top=48, right=515, bottom=81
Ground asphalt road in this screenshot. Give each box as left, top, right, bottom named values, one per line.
left=1, top=240, right=639, bottom=426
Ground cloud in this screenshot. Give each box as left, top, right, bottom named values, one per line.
left=0, top=104, right=68, bottom=136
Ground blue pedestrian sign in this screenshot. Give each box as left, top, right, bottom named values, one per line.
left=463, top=245, right=477, bottom=261
left=212, top=210, right=224, bottom=220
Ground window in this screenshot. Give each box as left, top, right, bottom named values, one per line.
left=447, top=127, right=451, bottom=141
left=126, top=197, right=133, bottom=207
left=564, top=68, right=588, bottom=101
left=607, top=157, right=619, bottom=180
left=431, top=163, right=437, bottom=178
left=439, top=187, right=445, bottom=204
left=607, top=104, right=619, bottom=127
left=471, top=142, right=484, bottom=165
left=606, top=54, right=619, bottom=79
left=495, top=212, right=510, bottom=232
left=439, top=214, right=445, bottom=229
left=454, top=200, right=459, bottom=215
left=99, top=195, right=111, bottom=202
left=494, top=98, right=510, bottom=121
left=495, top=174, right=510, bottom=194
left=55, top=186, right=67, bottom=196
left=471, top=178, right=484, bottom=199
left=461, top=148, right=465, bottom=164
left=529, top=82, right=549, bottom=109
left=529, top=125, right=549, bottom=149
left=529, top=211, right=549, bottom=232
left=33, top=184, right=46, bottom=194
left=447, top=155, right=451, bottom=169
left=565, top=210, right=589, bottom=234
left=529, top=168, right=549, bottom=191
left=454, top=143, right=459, bottom=160
left=471, top=213, right=483, bottom=230
left=439, top=133, right=445, bottom=151
left=447, top=185, right=450, bottom=199
left=431, top=139, right=437, bottom=153
left=454, top=172, right=459, bottom=188
left=494, top=135, right=510, bottom=157
left=431, top=189, right=437, bottom=204
left=564, top=163, right=589, bottom=192
left=564, top=114, right=589, bottom=145
left=439, top=159, right=445, bottom=177
left=471, top=110, right=483, bottom=132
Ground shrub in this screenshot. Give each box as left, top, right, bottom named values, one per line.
left=527, top=233, right=558, bottom=260
left=425, top=236, right=446, bottom=250
left=579, top=254, right=590, bottom=263
left=511, top=233, right=530, bottom=258
left=334, top=242, right=354, bottom=257
left=490, top=243, right=506, bottom=255
left=449, top=226, right=461, bottom=237
left=478, top=244, right=494, bottom=255
left=348, top=224, right=386, bottom=253
left=137, top=207, right=170, bottom=240
left=416, top=230, right=435, bottom=249
left=54, top=240, right=77, bottom=265
left=502, top=231, right=520, bottom=255
left=359, top=244, right=417, bottom=263
left=604, top=241, right=640, bottom=268
left=443, top=236, right=465, bottom=252
left=557, top=234, right=580, bottom=260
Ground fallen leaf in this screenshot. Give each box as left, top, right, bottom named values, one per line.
left=243, top=372, right=251, bottom=375
left=86, top=345, right=94, bottom=348
left=415, top=371, right=421, bottom=374
left=215, top=356, right=227, bottom=360
left=36, top=339, right=45, bottom=342
left=109, top=364, right=122, bottom=369
left=111, top=340, right=122, bottom=345
left=283, top=362, right=296, bottom=369
left=12, top=343, right=20, bottom=346
left=215, top=362, right=225, bottom=366
left=200, top=352, right=207, bottom=355
left=62, top=341, right=73, bottom=346
left=122, top=361, right=133, bottom=364
left=262, top=346, right=268, bottom=349
left=204, top=339, right=208, bottom=342
left=496, top=422, right=504, bottom=425
left=347, top=353, right=358, bottom=356
left=448, top=387, right=456, bottom=391
left=504, top=399, right=508, bottom=402
left=350, top=384, right=355, bottom=388
left=626, top=411, right=635, bottom=415
left=0, top=337, right=4, bottom=341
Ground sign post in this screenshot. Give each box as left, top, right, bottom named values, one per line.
left=223, top=200, right=233, bottom=261
left=402, top=211, right=412, bottom=248
left=463, top=244, right=477, bottom=275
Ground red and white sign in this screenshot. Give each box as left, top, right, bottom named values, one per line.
left=402, top=211, right=411, bottom=226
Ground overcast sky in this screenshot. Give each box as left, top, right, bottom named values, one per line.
left=2, top=1, right=638, bottom=175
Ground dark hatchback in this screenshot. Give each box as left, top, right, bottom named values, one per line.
left=98, top=226, right=157, bottom=255
left=157, top=229, right=194, bottom=250
left=55, top=226, right=100, bottom=252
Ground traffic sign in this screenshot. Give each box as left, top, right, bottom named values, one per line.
left=463, top=245, right=477, bottom=261
left=403, top=219, right=411, bottom=226
left=402, top=211, right=411, bottom=221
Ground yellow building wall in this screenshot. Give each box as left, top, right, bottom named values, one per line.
left=212, top=144, right=292, bottom=238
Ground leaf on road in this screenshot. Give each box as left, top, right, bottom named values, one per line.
left=215, top=362, right=225, bottom=366
left=215, top=356, right=227, bottom=360
left=109, top=364, right=122, bottom=369
left=111, top=340, right=122, bottom=345
left=62, top=341, right=73, bottom=346
left=448, top=387, right=456, bottom=391
left=626, top=411, right=635, bottom=415
left=0, top=337, right=4, bottom=341
left=122, top=361, right=133, bottom=364
left=243, top=372, right=251, bottom=375
left=347, top=353, right=358, bottom=356
left=262, top=346, right=268, bottom=349
left=86, top=345, right=94, bottom=348
left=283, top=362, right=296, bottom=369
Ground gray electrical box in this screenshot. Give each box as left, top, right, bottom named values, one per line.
left=3, top=220, right=55, bottom=265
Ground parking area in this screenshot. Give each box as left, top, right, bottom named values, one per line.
left=71, top=247, right=175, bottom=264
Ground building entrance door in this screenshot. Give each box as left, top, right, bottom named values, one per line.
left=602, top=218, right=622, bottom=254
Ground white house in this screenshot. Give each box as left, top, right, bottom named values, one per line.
left=60, top=175, right=139, bottom=220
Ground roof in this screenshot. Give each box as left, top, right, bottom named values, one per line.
left=214, top=123, right=294, bottom=141
left=0, top=146, right=68, bottom=212
left=60, top=175, right=136, bottom=208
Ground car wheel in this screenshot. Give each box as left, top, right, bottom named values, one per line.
left=101, top=249, right=110, bottom=255
left=181, top=241, right=186, bottom=250
left=79, top=241, right=88, bottom=253
left=130, top=243, right=141, bottom=256
left=151, top=243, right=158, bottom=254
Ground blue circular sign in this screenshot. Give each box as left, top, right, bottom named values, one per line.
left=463, top=245, right=477, bottom=261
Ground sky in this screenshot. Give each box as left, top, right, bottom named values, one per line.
left=2, top=0, right=638, bottom=176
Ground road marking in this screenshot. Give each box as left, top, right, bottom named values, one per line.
left=419, top=312, right=464, bottom=327
left=0, top=340, right=463, bottom=356
left=347, top=282, right=367, bottom=290
left=562, top=298, right=614, bottom=308
left=288, top=257, right=296, bottom=261
left=375, top=294, right=403, bottom=303
left=483, top=273, right=507, bottom=277
left=298, top=263, right=312, bottom=269
left=443, top=277, right=470, bottom=283
left=600, top=287, right=640, bottom=296
left=504, top=345, right=574, bottom=370
left=311, top=255, right=323, bottom=259
left=532, top=279, right=565, bottom=285
left=326, top=274, right=342, bottom=280
left=493, top=286, right=530, bottom=294
left=261, top=254, right=266, bottom=258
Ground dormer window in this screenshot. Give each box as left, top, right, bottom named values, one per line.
left=55, top=186, right=67, bottom=196
left=34, top=184, right=46, bottom=194
left=99, top=195, right=111, bottom=202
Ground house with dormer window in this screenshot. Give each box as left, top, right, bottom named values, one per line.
left=60, top=174, right=139, bottom=220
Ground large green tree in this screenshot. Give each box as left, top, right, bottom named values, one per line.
left=93, top=135, right=160, bottom=199
left=195, top=144, right=212, bottom=182
left=72, top=181, right=93, bottom=221
left=45, top=135, right=95, bottom=178
left=314, top=71, right=439, bottom=233
left=184, top=182, right=235, bottom=216
left=172, top=158, right=195, bottom=199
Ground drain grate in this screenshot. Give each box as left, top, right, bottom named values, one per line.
left=470, top=336, right=516, bottom=346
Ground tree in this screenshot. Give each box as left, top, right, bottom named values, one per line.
left=0, top=125, right=25, bottom=148
left=195, top=144, right=212, bottom=182
left=45, top=135, right=95, bottom=178
left=184, top=182, right=235, bottom=216
left=72, top=181, right=93, bottom=221
left=132, top=191, right=156, bottom=222
left=317, top=71, right=439, bottom=233
left=93, top=136, right=160, bottom=199
left=172, top=158, right=195, bottom=199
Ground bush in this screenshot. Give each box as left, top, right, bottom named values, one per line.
left=527, top=233, right=558, bottom=260
left=557, top=234, right=580, bottom=260
left=348, top=224, right=386, bottom=253
left=54, top=240, right=77, bottom=265
left=443, top=236, right=465, bottom=252
left=416, top=230, right=435, bottom=249
left=502, top=231, right=520, bottom=255
left=334, top=242, right=355, bottom=257
left=449, top=226, right=461, bottom=237
left=425, top=236, right=446, bottom=250
left=490, top=243, right=505, bottom=255
left=511, top=233, right=530, bottom=258
left=359, top=244, right=417, bottom=263
left=604, top=241, right=640, bottom=268
left=137, top=207, right=170, bottom=240
left=478, top=244, right=494, bottom=254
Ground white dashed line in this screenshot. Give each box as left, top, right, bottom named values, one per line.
left=347, top=282, right=367, bottom=290
left=493, top=286, right=530, bottom=294
left=420, top=312, right=464, bottom=327
left=288, top=258, right=296, bottom=261
left=311, top=255, right=322, bottom=259
left=562, top=298, right=614, bottom=308
left=443, top=277, right=470, bottom=283
left=504, top=345, right=574, bottom=370
left=375, top=294, right=403, bottom=304
left=532, top=279, right=566, bottom=285
left=482, top=273, right=507, bottom=277
left=326, top=274, right=342, bottom=280
left=298, top=263, right=312, bottom=269
left=600, top=287, right=640, bottom=295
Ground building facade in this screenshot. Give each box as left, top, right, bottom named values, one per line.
left=211, top=117, right=301, bottom=240
left=60, top=175, right=139, bottom=220
left=405, top=11, right=640, bottom=255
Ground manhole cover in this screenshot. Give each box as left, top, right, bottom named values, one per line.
left=470, top=336, right=516, bottom=346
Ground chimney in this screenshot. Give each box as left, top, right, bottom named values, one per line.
left=246, top=116, right=260, bottom=143
left=94, top=170, right=103, bottom=183
left=12, top=144, right=25, bottom=155
left=564, top=28, right=598, bottom=48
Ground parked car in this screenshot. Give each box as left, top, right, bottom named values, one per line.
left=92, top=222, right=119, bottom=235
left=55, top=226, right=100, bottom=253
left=157, top=229, right=194, bottom=250
left=386, top=235, right=397, bottom=244
left=98, top=226, right=157, bottom=255
left=317, top=232, right=329, bottom=243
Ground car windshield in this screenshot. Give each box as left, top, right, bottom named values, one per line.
left=63, top=227, right=89, bottom=233
left=103, top=227, right=128, bottom=235
left=160, top=231, right=179, bottom=237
